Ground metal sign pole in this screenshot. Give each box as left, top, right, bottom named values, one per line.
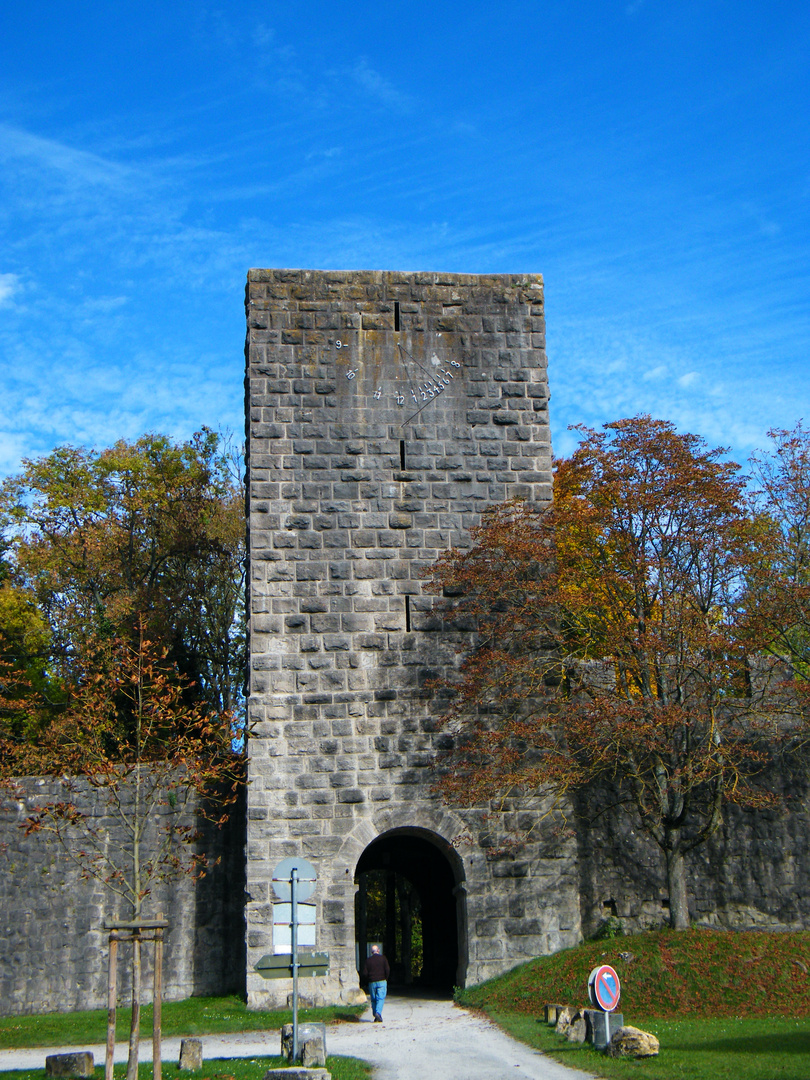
left=291, top=868, right=299, bottom=1063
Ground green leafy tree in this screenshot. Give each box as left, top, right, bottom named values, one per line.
left=0, top=432, right=246, bottom=1070
left=0, top=584, right=64, bottom=741
left=427, top=417, right=787, bottom=930
left=0, top=430, right=245, bottom=733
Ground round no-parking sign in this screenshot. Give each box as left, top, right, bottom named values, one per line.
left=588, top=964, right=621, bottom=1012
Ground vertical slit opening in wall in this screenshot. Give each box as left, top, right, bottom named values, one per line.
left=405, top=594, right=411, bottom=632
left=394, top=301, right=401, bottom=332
left=400, top=439, right=406, bottom=470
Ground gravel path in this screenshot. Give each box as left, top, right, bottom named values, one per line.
left=0, top=995, right=598, bottom=1080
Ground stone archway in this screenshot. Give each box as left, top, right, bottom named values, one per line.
left=355, top=828, right=466, bottom=992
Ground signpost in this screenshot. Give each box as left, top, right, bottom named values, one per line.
left=255, top=952, right=330, bottom=978
left=588, top=964, right=621, bottom=1012
left=273, top=902, right=315, bottom=951
left=586, top=964, right=623, bottom=1048
left=262, top=857, right=321, bottom=1063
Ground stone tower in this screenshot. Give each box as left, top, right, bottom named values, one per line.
left=244, top=269, right=580, bottom=1008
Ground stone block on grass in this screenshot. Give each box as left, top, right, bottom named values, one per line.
left=46, top=1053, right=94, bottom=1078
left=607, top=1026, right=660, bottom=1058
left=584, top=1009, right=624, bottom=1049
left=543, top=1003, right=567, bottom=1025
left=280, top=1022, right=327, bottom=1063
left=554, top=1006, right=575, bottom=1035
left=565, top=1011, right=587, bottom=1043
left=302, top=1037, right=326, bottom=1068
left=178, top=1038, right=204, bottom=1070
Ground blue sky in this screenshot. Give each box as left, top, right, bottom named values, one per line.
left=1, top=1, right=808, bottom=476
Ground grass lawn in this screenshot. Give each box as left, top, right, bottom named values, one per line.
left=457, top=928, right=810, bottom=1079
left=0, top=997, right=364, bottom=1050
left=0, top=1058, right=371, bottom=1080
left=487, top=1010, right=810, bottom=1080
left=4, top=930, right=810, bottom=1079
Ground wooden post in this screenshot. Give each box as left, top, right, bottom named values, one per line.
left=153, top=917, right=163, bottom=1080
left=104, top=919, right=169, bottom=1080
left=106, top=935, right=118, bottom=1080
left=127, top=930, right=141, bottom=1080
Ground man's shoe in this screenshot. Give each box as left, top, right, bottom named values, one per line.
left=374, top=1013, right=382, bottom=1022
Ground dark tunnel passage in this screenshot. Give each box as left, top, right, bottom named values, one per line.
left=354, top=829, right=465, bottom=992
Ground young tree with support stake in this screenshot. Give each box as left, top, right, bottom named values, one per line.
left=427, top=416, right=790, bottom=930
left=5, top=621, right=242, bottom=1080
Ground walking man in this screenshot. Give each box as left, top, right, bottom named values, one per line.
left=362, top=944, right=390, bottom=1022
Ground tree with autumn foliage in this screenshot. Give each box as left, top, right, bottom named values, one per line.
left=746, top=422, right=810, bottom=704
left=5, top=621, right=241, bottom=1080
left=427, top=416, right=792, bottom=931
left=0, top=429, right=246, bottom=735
left=0, top=428, right=246, bottom=1075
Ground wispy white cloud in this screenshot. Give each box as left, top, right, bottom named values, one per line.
left=349, top=59, right=415, bottom=113
left=0, top=123, right=133, bottom=190
left=253, top=21, right=298, bottom=66
left=677, top=372, right=699, bottom=388
left=253, top=23, right=276, bottom=49
left=0, top=273, right=20, bottom=306
left=642, top=364, right=667, bottom=381
left=0, top=3, right=807, bottom=488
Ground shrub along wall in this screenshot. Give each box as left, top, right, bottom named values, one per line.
left=0, top=777, right=245, bottom=1016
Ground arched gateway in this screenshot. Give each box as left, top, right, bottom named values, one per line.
left=244, top=270, right=581, bottom=1008
left=355, top=827, right=463, bottom=991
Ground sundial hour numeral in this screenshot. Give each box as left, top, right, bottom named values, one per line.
left=347, top=369, right=357, bottom=380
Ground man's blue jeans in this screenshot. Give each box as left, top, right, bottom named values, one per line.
left=369, top=980, right=387, bottom=1018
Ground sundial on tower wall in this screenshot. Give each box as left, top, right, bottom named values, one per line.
left=243, top=270, right=576, bottom=1012
left=328, top=300, right=463, bottom=425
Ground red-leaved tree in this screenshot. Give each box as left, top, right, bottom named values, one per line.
left=427, top=417, right=794, bottom=930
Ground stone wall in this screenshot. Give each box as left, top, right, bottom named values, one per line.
left=0, top=777, right=245, bottom=1016
left=576, top=765, right=810, bottom=937
left=243, top=269, right=578, bottom=1007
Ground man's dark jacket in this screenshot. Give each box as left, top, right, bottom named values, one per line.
left=362, top=953, right=390, bottom=982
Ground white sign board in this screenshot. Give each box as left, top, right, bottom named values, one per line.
left=273, top=902, right=316, bottom=954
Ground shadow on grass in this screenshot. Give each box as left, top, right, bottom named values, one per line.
left=667, top=1031, right=810, bottom=1055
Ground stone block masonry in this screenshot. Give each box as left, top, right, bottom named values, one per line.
left=244, top=269, right=582, bottom=1008
left=0, top=779, right=245, bottom=1015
